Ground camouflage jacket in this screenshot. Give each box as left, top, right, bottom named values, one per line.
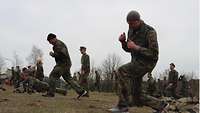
left=147, top=77, right=156, bottom=89
left=52, top=40, right=72, bottom=66
left=81, top=53, right=90, bottom=72
left=168, top=69, right=179, bottom=85
left=122, top=21, right=159, bottom=69
left=36, top=63, right=44, bottom=80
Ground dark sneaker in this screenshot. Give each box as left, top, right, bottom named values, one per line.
left=2, top=88, right=6, bottom=91
left=82, top=94, right=89, bottom=97
left=63, top=91, right=67, bottom=96
left=108, top=106, right=129, bottom=113
left=77, top=90, right=87, bottom=99
left=156, top=101, right=169, bottom=113
left=42, top=93, right=55, bottom=97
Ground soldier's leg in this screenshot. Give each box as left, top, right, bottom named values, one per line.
left=126, top=61, right=148, bottom=106
left=34, top=77, right=67, bottom=95
left=47, top=65, right=62, bottom=96
left=55, top=88, right=67, bottom=95
left=80, top=72, right=89, bottom=96
left=61, top=66, right=84, bottom=94
left=32, top=78, right=49, bottom=92
left=132, top=77, right=144, bottom=106
left=141, top=94, right=166, bottom=110
left=97, top=82, right=101, bottom=92
left=117, top=63, right=133, bottom=108
left=172, top=86, right=179, bottom=99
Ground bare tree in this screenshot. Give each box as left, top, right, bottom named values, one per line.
left=0, top=54, right=5, bottom=73
left=159, top=69, right=170, bottom=79
left=101, top=53, right=122, bottom=92
left=26, top=45, right=43, bottom=65
left=101, top=53, right=122, bottom=80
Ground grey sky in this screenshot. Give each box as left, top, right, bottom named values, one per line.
left=0, top=0, right=199, bottom=78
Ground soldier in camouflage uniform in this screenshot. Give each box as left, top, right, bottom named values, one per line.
left=95, top=70, right=101, bottom=92
left=179, top=75, right=188, bottom=97
left=72, top=73, right=78, bottom=82
left=14, top=72, right=67, bottom=95
left=27, top=65, right=36, bottom=77
left=14, top=66, right=21, bottom=88
left=10, top=67, right=15, bottom=85
left=157, top=78, right=163, bottom=97
left=162, top=76, right=168, bottom=96
left=166, top=63, right=179, bottom=99
left=79, top=46, right=90, bottom=97
left=35, top=59, right=44, bottom=81
left=146, top=73, right=156, bottom=96
left=109, top=10, right=169, bottom=113
left=43, top=33, right=86, bottom=98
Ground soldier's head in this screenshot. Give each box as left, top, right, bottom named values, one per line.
left=80, top=46, right=86, bottom=54
left=126, top=10, right=141, bottom=30
left=28, top=65, right=31, bottom=69
left=170, top=63, right=175, bottom=70
left=37, top=58, right=43, bottom=65
left=22, top=67, right=27, bottom=72
left=16, top=66, right=20, bottom=69
left=47, top=33, right=57, bottom=45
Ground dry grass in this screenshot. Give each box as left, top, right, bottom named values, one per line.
left=0, top=86, right=154, bottom=113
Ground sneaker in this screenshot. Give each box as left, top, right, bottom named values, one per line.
left=108, top=106, right=129, bottom=113
left=156, top=101, right=169, bottom=113
left=63, top=91, right=67, bottom=96
left=2, top=88, right=6, bottom=91
left=82, top=94, right=89, bottom=97
left=77, top=90, right=87, bottom=99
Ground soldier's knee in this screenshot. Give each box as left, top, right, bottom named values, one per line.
left=118, top=66, right=126, bottom=74
left=118, top=66, right=129, bottom=78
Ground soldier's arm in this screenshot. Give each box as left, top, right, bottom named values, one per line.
left=121, top=41, right=131, bottom=52
left=137, top=30, right=159, bottom=59
left=51, top=44, right=69, bottom=58
left=174, top=71, right=179, bottom=83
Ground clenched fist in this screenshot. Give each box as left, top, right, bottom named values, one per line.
left=119, top=32, right=126, bottom=42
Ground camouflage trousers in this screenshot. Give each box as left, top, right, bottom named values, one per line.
left=48, top=64, right=84, bottom=95
left=166, top=84, right=178, bottom=99
left=25, top=77, right=67, bottom=95
left=79, top=71, right=90, bottom=95
left=117, top=61, right=163, bottom=110
left=95, top=81, right=101, bottom=92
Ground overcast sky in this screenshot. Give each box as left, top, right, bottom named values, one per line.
left=0, top=0, right=199, bottom=78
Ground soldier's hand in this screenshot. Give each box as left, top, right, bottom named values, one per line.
left=119, top=32, right=126, bottom=42
left=127, top=39, right=140, bottom=50
left=49, top=51, right=54, bottom=57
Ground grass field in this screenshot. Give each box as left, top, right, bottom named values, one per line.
left=0, top=86, right=154, bottom=113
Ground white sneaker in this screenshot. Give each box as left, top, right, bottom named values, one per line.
left=77, top=90, right=87, bottom=99
left=108, top=106, right=129, bottom=113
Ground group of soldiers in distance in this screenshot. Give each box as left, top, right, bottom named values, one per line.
left=3, top=45, right=92, bottom=97
left=145, top=63, right=191, bottom=99
left=0, top=10, right=196, bottom=113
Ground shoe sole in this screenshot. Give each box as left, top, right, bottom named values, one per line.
left=107, top=109, right=129, bottom=113
left=77, top=91, right=87, bottom=99
left=108, top=111, right=129, bottom=113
